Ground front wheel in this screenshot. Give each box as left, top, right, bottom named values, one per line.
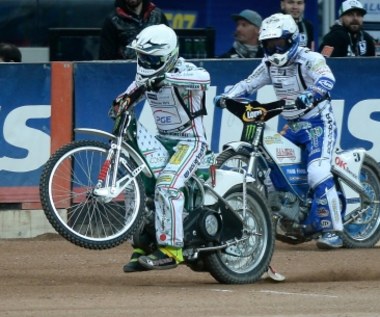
left=205, top=185, right=274, bottom=284
left=216, top=149, right=268, bottom=197
left=39, top=140, right=146, bottom=250
left=342, top=155, right=380, bottom=248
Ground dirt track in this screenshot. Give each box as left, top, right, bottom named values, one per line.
left=1, top=234, right=380, bottom=317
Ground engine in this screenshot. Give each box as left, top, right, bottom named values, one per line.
left=268, top=191, right=304, bottom=222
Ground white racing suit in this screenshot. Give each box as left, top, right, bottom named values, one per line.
left=122, top=57, right=210, bottom=248
left=222, top=47, right=343, bottom=234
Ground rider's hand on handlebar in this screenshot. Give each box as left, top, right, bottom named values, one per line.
left=295, top=91, right=314, bottom=110
left=110, top=94, right=131, bottom=118
left=214, top=95, right=227, bottom=108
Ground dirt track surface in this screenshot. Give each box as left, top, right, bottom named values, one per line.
left=1, top=234, right=380, bottom=317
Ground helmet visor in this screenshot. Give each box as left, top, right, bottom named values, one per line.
left=137, top=53, right=165, bottom=70
left=262, top=38, right=290, bottom=56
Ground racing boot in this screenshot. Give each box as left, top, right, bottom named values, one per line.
left=138, top=246, right=183, bottom=270
left=123, top=248, right=150, bottom=273
left=316, top=232, right=343, bottom=249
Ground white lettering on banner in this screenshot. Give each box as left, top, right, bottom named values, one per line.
left=0, top=93, right=369, bottom=176
left=0, top=105, right=50, bottom=172
left=201, top=85, right=380, bottom=162
left=347, top=99, right=380, bottom=160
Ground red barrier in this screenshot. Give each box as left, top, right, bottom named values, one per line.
left=21, top=62, right=73, bottom=209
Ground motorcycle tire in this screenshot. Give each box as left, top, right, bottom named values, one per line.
left=216, top=148, right=268, bottom=197
left=342, top=155, right=380, bottom=248
left=205, top=184, right=274, bottom=284
left=39, top=140, right=146, bottom=250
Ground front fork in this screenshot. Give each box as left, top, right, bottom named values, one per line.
left=92, top=138, right=143, bottom=201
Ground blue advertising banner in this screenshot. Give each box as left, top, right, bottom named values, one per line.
left=0, top=57, right=379, bottom=204
left=74, top=58, right=380, bottom=163
left=0, top=64, right=51, bottom=202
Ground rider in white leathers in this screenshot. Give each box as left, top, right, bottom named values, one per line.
left=112, top=24, right=211, bottom=271
left=215, top=13, right=344, bottom=249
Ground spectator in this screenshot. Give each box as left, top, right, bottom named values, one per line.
left=219, top=9, right=264, bottom=58
left=281, top=0, right=314, bottom=50
left=99, top=0, right=168, bottom=60
left=319, top=0, right=376, bottom=57
left=0, top=43, right=22, bottom=62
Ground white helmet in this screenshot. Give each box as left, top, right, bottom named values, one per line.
left=259, top=13, right=300, bottom=67
left=129, top=24, right=179, bottom=86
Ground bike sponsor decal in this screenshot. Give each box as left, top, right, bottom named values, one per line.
left=334, top=156, right=358, bottom=180
left=317, top=207, right=329, bottom=218
left=276, top=148, right=296, bottom=161
left=242, top=104, right=266, bottom=123
left=320, top=219, right=332, bottom=229
left=264, top=134, right=283, bottom=145
left=286, top=168, right=307, bottom=175
left=245, top=124, right=256, bottom=141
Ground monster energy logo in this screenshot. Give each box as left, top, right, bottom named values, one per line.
left=245, top=124, right=256, bottom=141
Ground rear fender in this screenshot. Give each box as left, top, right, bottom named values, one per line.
left=222, top=141, right=253, bottom=152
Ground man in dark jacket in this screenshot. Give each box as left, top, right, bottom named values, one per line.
left=319, top=0, right=376, bottom=57
left=99, top=0, right=168, bottom=60
left=219, top=9, right=264, bottom=58
left=281, top=0, right=314, bottom=50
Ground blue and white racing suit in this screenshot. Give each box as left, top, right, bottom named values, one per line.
left=222, top=47, right=343, bottom=233
left=120, top=57, right=210, bottom=248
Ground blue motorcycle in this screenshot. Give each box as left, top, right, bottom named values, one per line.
left=217, top=98, right=380, bottom=248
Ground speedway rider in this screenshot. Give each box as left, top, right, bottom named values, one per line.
left=111, top=24, right=210, bottom=271
left=215, top=13, right=344, bottom=249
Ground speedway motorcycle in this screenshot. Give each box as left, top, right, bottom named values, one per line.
left=216, top=98, right=380, bottom=248
left=39, top=88, right=274, bottom=284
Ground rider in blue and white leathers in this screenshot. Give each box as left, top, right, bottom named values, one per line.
left=113, top=24, right=210, bottom=271
left=216, top=13, right=344, bottom=249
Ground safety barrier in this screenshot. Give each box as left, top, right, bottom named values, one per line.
left=0, top=58, right=379, bottom=208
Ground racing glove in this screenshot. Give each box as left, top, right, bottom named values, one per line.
left=109, top=85, right=146, bottom=118
left=109, top=94, right=131, bottom=118
left=295, top=91, right=314, bottom=110
left=214, top=95, right=226, bottom=108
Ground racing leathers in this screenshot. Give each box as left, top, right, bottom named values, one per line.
left=118, top=57, right=210, bottom=248
left=221, top=47, right=343, bottom=234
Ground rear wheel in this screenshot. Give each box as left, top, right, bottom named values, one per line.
left=343, top=155, right=380, bottom=248
left=205, top=185, right=274, bottom=284
left=39, top=140, right=146, bottom=250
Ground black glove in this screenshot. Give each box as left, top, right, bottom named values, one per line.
left=214, top=95, right=226, bottom=108
left=295, top=91, right=314, bottom=110
left=108, top=85, right=146, bottom=118
left=108, top=94, right=131, bottom=118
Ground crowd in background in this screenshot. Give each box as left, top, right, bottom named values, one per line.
left=0, top=0, right=377, bottom=63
